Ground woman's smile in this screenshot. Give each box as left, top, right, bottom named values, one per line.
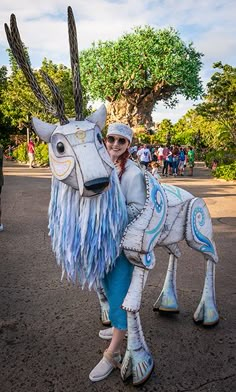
left=106, top=134, right=129, bottom=162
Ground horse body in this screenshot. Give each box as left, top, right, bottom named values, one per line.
left=5, top=7, right=219, bottom=386
left=101, top=172, right=219, bottom=384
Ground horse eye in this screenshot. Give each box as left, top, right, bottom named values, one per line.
left=57, top=142, right=65, bottom=154
left=97, top=133, right=103, bottom=145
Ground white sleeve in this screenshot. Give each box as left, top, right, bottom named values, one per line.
left=121, top=167, right=146, bottom=222
left=137, top=149, right=142, bottom=157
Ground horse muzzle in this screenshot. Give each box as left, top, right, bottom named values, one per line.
left=84, top=177, right=110, bottom=195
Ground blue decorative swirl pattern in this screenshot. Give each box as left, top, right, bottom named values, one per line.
left=162, top=184, right=183, bottom=201
left=191, top=207, right=215, bottom=254
left=144, top=176, right=167, bottom=264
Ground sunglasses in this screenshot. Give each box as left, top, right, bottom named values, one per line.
left=107, top=136, right=127, bottom=145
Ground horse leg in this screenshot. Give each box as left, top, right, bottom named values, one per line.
left=186, top=197, right=219, bottom=326
left=96, top=285, right=111, bottom=326
left=153, top=253, right=179, bottom=312
left=193, top=259, right=219, bottom=326
left=120, top=266, right=154, bottom=385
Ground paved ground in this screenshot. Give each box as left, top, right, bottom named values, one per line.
left=0, top=161, right=236, bottom=392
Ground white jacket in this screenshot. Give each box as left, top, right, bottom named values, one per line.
left=119, top=159, right=146, bottom=222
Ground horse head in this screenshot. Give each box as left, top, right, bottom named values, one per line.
left=32, top=105, right=113, bottom=197
left=5, top=7, right=113, bottom=197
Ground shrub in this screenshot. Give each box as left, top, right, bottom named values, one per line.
left=12, top=142, right=49, bottom=166
left=35, top=143, right=49, bottom=166
left=214, top=162, right=236, bottom=181
left=12, top=142, right=28, bottom=163
left=205, top=149, right=236, bottom=168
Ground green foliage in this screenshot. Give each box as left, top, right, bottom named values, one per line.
left=156, top=119, right=174, bottom=145
left=173, top=109, right=226, bottom=149
left=12, top=142, right=49, bottom=165
left=0, top=54, right=90, bottom=130
left=34, top=143, right=49, bottom=166
left=205, top=149, right=236, bottom=168
left=214, top=162, right=236, bottom=181
left=136, top=132, right=150, bottom=143
left=80, top=26, right=203, bottom=106
left=7, top=46, right=31, bottom=75
left=197, top=62, right=236, bottom=145
left=0, top=65, right=17, bottom=147
left=12, top=142, right=28, bottom=162
left=0, top=66, right=8, bottom=87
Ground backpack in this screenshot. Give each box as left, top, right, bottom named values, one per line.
left=179, top=150, right=185, bottom=161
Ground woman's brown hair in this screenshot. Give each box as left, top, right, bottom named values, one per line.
left=103, top=139, right=130, bottom=181
left=117, top=149, right=130, bottom=180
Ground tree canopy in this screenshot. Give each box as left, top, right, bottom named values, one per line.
left=197, top=62, right=236, bottom=146
left=80, top=26, right=203, bottom=127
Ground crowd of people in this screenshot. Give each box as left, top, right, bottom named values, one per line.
left=130, top=143, right=195, bottom=178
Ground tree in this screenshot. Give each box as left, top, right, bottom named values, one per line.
left=0, top=57, right=89, bottom=130
left=173, top=109, right=223, bottom=149
left=154, top=119, right=174, bottom=145
left=197, top=62, right=236, bottom=146
left=0, top=65, right=16, bottom=146
left=80, top=26, right=203, bottom=128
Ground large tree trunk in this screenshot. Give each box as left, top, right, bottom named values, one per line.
left=106, top=84, right=176, bottom=129
left=106, top=94, right=155, bottom=129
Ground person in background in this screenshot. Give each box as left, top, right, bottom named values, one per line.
left=129, top=144, right=138, bottom=161
left=172, top=145, right=179, bottom=177
left=150, top=161, right=161, bottom=180
left=183, top=147, right=188, bottom=175
left=137, top=144, right=152, bottom=169
left=187, top=146, right=195, bottom=176
left=157, top=145, right=164, bottom=167
left=0, top=144, right=4, bottom=231
left=178, top=147, right=186, bottom=176
left=151, top=146, right=158, bottom=162
left=167, top=146, right=173, bottom=175
left=27, top=137, right=35, bottom=168
left=162, top=145, right=170, bottom=177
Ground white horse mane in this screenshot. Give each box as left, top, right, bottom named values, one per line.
left=48, top=170, right=128, bottom=289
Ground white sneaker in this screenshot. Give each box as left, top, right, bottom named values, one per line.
left=89, top=350, right=121, bottom=382
left=99, top=327, right=128, bottom=340
left=99, top=327, right=114, bottom=340
left=0, top=224, right=3, bottom=232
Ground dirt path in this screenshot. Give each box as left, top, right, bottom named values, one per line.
left=0, top=161, right=236, bottom=392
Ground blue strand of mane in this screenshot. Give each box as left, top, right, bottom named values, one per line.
left=48, top=170, right=128, bottom=290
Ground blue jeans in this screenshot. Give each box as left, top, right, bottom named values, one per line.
left=172, top=159, right=178, bottom=174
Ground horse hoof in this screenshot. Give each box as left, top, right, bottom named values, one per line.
left=100, top=310, right=111, bottom=326
left=157, top=306, right=180, bottom=313
left=132, top=358, right=154, bottom=386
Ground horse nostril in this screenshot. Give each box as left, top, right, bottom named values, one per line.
left=84, top=178, right=110, bottom=192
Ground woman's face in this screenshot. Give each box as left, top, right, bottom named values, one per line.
left=106, top=134, right=129, bottom=162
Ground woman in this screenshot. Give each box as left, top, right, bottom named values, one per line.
left=89, top=123, right=146, bottom=382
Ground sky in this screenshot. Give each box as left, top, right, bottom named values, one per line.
left=0, top=0, right=235, bottom=124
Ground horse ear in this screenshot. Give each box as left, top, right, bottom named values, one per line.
left=32, top=117, right=57, bottom=142
left=86, top=104, right=107, bottom=130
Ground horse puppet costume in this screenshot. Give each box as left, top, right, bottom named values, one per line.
left=5, top=7, right=219, bottom=386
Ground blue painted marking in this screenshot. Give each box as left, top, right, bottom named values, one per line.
left=191, top=207, right=215, bottom=254
left=162, top=184, right=183, bottom=201
left=144, top=252, right=152, bottom=267
left=145, top=176, right=167, bottom=251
